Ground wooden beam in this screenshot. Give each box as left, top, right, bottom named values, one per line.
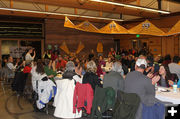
left=10, top=0, right=13, bottom=8
left=99, top=11, right=102, bottom=17
left=13, top=0, right=159, bottom=18
left=74, top=8, right=78, bottom=15
left=0, top=9, right=114, bottom=23
left=136, top=0, right=140, bottom=5
left=45, top=4, right=48, bottom=11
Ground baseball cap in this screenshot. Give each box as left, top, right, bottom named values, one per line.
left=136, top=58, right=147, bottom=69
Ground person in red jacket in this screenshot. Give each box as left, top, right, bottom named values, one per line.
left=56, top=55, right=67, bottom=71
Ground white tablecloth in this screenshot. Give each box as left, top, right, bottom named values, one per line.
left=155, top=87, right=180, bottom=104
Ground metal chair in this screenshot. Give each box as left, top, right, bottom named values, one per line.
left=0, top=67, right=14, bottom=94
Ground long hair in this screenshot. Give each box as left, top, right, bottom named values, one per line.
left=86, top=60, right=97, bottom=73
left=36, top=60, right=45, bottom=75
left=159, top=64, right=173, bottom=87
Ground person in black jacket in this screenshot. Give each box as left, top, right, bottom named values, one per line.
left=82, top=60, right=102, bottom=91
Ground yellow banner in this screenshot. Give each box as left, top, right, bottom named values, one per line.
left=99, top=21, right=128, bottom=34
left=76, top=41, right=85, bottom=54
left=168, top=20, right=180, bottom=36
left=64, top=16, right=75, bottom=28
left=60, top=41, right=70, bottom=54
left=97, top=41, right=103, bottom=53
left=128, top=20, right=165, bottom=36
left=75, top=20, right=100, bottom=33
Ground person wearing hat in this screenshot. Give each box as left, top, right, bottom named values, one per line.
left=124, top=58, right=161, bottom=119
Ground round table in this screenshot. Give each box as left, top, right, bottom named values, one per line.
left=155, top=87, right=180, bottom=104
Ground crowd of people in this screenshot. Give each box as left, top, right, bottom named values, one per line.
left=1, top=47, right=180, bottom=119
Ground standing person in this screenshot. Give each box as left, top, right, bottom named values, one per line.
left=108, top=47, right=116, bottom=57
left=25, top=48, right=36, bottom=61
left=51, top=51, right=58, bottom=61
left=7, top=56, right=17, bottom=71
left=6, top=56, right=17, bottom=79
left=97, top=55, right=106, bottom=77
left=43, top=50, right=51, bottom=59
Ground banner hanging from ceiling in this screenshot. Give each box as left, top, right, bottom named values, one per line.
left=75, top=20, right=100, bottom=33
left=97, top=41, right=103, bottom=53
left=168, top=20, right=180, bottom=36
left=76, top=41, right=85, bottom=54
left=128, top=20, right=165, bottom=36
left=60, top=41, right=70, bottom=54
left=64, top=16, right=75, bottom=28
left=99, top=21, right=129, bottom=34
left=64, top=17, right=180, bottom=36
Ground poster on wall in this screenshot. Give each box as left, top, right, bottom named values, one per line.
left=10, top=47, right=30, bottom=58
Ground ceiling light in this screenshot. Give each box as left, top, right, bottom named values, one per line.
left=0, top=7, right=123, bottom=21
left=90, top=0, right=170, bottom=14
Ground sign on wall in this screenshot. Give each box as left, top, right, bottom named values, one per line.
left=10, top=47, right=30, bottom=58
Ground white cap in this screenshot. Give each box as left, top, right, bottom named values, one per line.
left=136, top=58, right=147, bottom=69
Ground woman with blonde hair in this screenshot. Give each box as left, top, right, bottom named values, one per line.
left=82, top=60, right=102, bottom=91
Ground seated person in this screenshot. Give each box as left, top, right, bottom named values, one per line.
left=83, top=60, right=102, bottom=92
left=158, top=64, right=178, bottom=87
left=44, top=59, right=57, bottom=81
left=103, top=62, right=124, bottom=95
left=56, top=55, right=67, bottom=71
left=105, top=57, right=113, bottom=71
left=168, top=56, right=180, bottom=79
left=124, top=58, right=161, bottom=119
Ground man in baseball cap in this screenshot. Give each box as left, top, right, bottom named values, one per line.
left=124, top=58, right=161, bottom=119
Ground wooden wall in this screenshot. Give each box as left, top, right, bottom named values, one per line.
left=45, top=19, right=114, bottom=57
left=45, top=16, right=180, bottom=57
left=115, top=34, right=180, bottom=57
left=116, top=15, right=180, bottom=57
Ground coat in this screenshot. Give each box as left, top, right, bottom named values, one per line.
left=142, top=103, right=165, bottom=119
left=53, top=79, right=82, bottom=118
left=36, top=77, right=56, bottom=109
left=73, top=82, right=94, bottom=114
left=113, top=90, right=140, bottom=119
left=91, top=86, right=115, bottom=119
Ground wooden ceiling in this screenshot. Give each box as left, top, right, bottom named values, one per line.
left=0, top=0, right=179, bottom=23
left=14, top=0, right=159, bottom=18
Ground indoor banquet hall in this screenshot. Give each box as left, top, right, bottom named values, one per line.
left=0, top=0, right=180, bottom=119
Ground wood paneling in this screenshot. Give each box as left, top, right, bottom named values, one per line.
left=45, top=19, right=114, bottom=57
left=15, top=0, right=159, bottom=18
